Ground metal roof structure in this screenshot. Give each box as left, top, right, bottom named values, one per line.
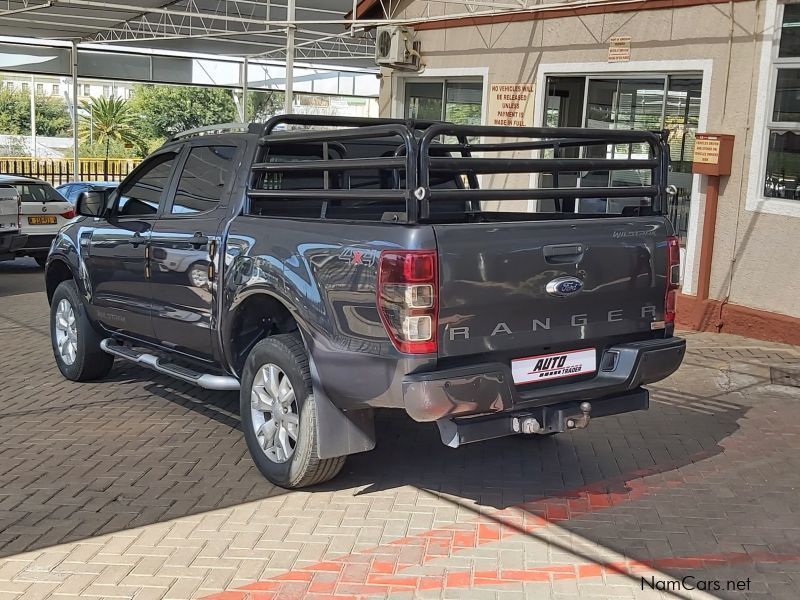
left=0, top=0, right=376, bottom=66
left=0, top=1, right=618, bottom=68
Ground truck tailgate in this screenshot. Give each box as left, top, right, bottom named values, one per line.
left=434, top=218, right=670, bottom=362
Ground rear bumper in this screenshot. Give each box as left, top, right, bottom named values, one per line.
left=0, top=233, right=27, bottom=259
left=402, top=336, right=686, bottom=422
left=18, top=233, right=55, bottom=254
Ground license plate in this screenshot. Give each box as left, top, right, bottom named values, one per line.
left=511, top=348, right=596, bottom=385
left=28, top=216, right=57, bottom=225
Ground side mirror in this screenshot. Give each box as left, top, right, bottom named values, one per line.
left=76, top=190, right=107, bottom=217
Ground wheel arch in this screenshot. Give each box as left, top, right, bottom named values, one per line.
left=45, top=258, right=75, bottom=305
left=225, top=290, right=301, bottom=377
left=228, top=289, right=376, bottom=461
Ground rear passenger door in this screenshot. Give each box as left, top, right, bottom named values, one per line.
left=149, top=142, right=241, bottom=362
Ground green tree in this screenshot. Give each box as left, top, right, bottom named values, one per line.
left=129, top=84, right=238, bottom=142
left=79, top=96, right=144, bottom=173
left=36, top=95, right=72, bottom=136
left=247, top=90, right=285, bottom=122
left=0, top=88, right=71, bottom=137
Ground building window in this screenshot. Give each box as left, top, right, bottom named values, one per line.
left=21, top=82, right=28, bottom=92
left=765, top=3, right=800, bottom=199
left=405, top=80, right=482, bottom=125
left=83, top=84, right=91, bottom=96
left=52, top=84, right=59, bottom=95
left=103, top=85, right=111, bottom=97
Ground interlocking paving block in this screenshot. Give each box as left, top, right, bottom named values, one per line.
left=770, top=363, right=800, bottom=388
left=0, top=287, right=799, bottom=599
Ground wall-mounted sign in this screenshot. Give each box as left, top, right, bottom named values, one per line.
left=608, top=36, right=631, bottom=63
left=487, top=83, right=535, bottom=127
left=694, top=137, right=721, bottom=164
left=692, top=133, right=734, bottom=177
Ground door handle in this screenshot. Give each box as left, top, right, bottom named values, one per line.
left=543, top=243, right=585, bottom=264
left=130, top=232, right=144, bottom=248
left=188, top=232, right=208, bottom=249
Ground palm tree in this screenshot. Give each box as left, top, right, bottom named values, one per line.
left=79, top=96, right=143, bottom=180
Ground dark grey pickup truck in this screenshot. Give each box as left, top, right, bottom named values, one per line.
left=45, top=115, right=685, bottom=489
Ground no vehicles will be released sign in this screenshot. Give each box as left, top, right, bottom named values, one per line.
left=488, top=83, right=535, bottom=127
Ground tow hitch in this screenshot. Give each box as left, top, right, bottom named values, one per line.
left=512, top=401, right=592, bottom=434
left=436, top=391, right=647, bottom=448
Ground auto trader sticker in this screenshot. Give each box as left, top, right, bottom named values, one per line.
left=511, top=348, right=596, bottom=385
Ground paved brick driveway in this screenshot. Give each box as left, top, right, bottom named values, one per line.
left=0, top=282, right=799, bottom=599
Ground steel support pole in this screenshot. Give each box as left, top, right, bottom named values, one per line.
left=284, top=0, right=295, bottom=114
left=29, top=74, right=36, bottom=159
left=241, top=57, right=249, bottom=122
left=71, top=41, right=79, bottom=182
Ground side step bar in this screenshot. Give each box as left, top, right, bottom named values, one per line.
left=100, top=338, right=240, bottom=391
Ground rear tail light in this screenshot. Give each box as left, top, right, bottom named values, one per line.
left=665, top=235, right=680, bottom=324
left=377, top=250, right=438, bottom=354
left=61, top=208, right=76, bottom=219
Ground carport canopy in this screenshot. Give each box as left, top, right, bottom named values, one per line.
left=0, top=1, right=380, bottom=67
left=0, top=0, right=396, bottom=180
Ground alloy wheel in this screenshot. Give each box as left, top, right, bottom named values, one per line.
left=54, top=298, right=78, bottom=365
left=250, top=363, right=299, bottom=463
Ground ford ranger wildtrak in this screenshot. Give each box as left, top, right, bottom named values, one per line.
left=45, top=115, right=685, bottom=489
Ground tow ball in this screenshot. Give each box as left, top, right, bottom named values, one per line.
left=566, top=401, right=592, bottom=430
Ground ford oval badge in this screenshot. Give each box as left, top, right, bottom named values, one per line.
left=546, top=276, right=584, bottom=297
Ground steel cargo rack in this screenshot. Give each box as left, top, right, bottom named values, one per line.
left=247, top=114, right=670, bottom=224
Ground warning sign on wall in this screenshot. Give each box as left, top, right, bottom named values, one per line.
left=608, top=36, right=631, bottom=62
left=487, top=83, right=535, bottom=127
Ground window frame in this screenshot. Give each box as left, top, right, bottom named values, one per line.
left=109, top=150, right=181, bottom=221
left=403, top=78, right=484, bottom=124
left=764, top=2, right=800, bottom=196
left=163, top=142, right=242, bottom=218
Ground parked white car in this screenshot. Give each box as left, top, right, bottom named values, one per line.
left=0, top=186, right=26, bottom=262
left=0, top=175, right=74, bottom=266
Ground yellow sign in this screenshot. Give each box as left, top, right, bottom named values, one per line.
left=487, top=83, right=535, bottom=127
left=608, top=36, right=631, bottom=63
left=694, top=137, right=721, bottom=164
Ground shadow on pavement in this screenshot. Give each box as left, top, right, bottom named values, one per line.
left=0, top=352, right=749, bottom=560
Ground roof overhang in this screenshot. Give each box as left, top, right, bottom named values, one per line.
left=0, top=0, right=378, bottom=68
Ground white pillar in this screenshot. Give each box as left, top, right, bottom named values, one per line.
left=71, top=41, right=79, bottom=182
left=284, top=0, right=295, bottom=114
left=29, top=74, right=36, bottom=159
left=241, top=57, right=249, bottom=122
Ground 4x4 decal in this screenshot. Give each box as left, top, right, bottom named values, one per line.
left=339, top=247, right=379, bottom=267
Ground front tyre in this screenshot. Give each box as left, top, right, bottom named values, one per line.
left=240, top=334, right=345, bottom=489
left=50, top=280, right=114, bottom=381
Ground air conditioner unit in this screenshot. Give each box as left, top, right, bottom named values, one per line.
left=374, top=26, right=420, bottom=70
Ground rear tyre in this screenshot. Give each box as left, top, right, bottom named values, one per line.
left=50, top=280, right=114, bottom=381
left=240, top=334, right=345, bottom=489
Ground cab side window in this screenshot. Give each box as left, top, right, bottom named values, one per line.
left=115, top=153, right=178, bottom=217
left=171, top=145, right=236, bottom=215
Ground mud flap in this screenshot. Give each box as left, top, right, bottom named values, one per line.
left=307, top=353, right=376, bottom=459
